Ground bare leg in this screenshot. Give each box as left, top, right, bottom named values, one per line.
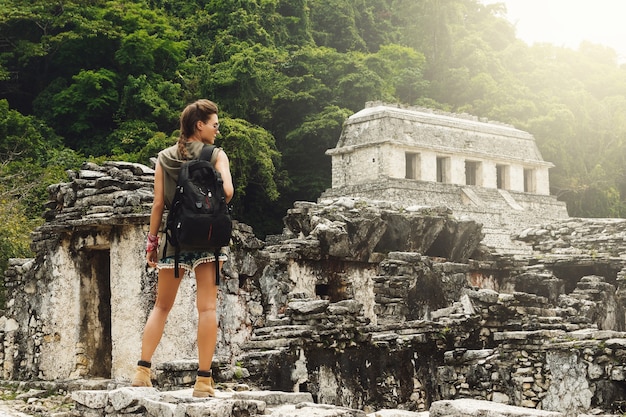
left=139, top=267, right=184, bottom=362
left=194, top=261, right=220, bottom=371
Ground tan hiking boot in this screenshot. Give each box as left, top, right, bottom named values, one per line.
left=192, top=373, right=215, bottom=397
left=131, top=365, right=152, bottom=387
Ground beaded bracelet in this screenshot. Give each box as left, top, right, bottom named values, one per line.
left=146, top=233, right=159, bottom=253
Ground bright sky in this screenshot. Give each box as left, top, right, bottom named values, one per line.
left=484, top=0, right=626, bottom=63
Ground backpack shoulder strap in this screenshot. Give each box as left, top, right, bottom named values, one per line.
left=199, top=144, right=217, bottom=163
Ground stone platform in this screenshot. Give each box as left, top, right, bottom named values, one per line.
left=70, top=386, right=574, bottom=417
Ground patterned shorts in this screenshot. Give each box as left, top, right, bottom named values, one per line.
left=158, top=250, right=228, bottom=273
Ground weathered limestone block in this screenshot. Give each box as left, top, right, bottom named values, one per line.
left=141, top=397, right=178, bottom=417
left=272, top=402, right=367, bottom=417
left=311, top=213, right=387, bottom=261
left=443, top=349, right=494, bottom=365
left=107, top=387, right=156, bottom=412
left=233, top=390, right=313, bottom=405
left=542, top=351, right=592, bottom=415
left=94, top=176, right=124, bottom=190
left=372, top=256, right=471, bottom=323
left=375, top=211, right=446, bottom=255
left=282, top=201, right=320, bottom=237
left=429, top=398, right=563, bottom=416
left=516, top=218, right=626, bottom=257
left=232, top=221, right=265, bottom=251
left=104, top=160, right=156, bottom=176
left=288, top=300, right=330, bottom=315
left=428, top=219, right=484, bottom=262
left=368, top=409, right=429, bottom=417
left=501, top=272, right=564, bottom=303
left=283, top=199, right=482, bottom=263
left=559, top=275, right=623, bottom=331
left=183, top=399, right=266, bottom=417
left=77, top=169, right=107, bottom=180
left=71, top=389, right=109, bottom=409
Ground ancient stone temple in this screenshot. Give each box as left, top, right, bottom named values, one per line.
left=321, top=102, right=569, bottom=252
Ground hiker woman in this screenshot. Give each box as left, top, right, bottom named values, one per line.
left=132, top=99, right=234, bottom=397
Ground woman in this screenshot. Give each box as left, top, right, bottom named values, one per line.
left=131, top=99, right=234, bottom=397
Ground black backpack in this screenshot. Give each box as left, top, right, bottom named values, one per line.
left=164, top=145, right=232, bottom=282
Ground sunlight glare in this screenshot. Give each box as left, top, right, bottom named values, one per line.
left=484, top=0, right=626, bottom=62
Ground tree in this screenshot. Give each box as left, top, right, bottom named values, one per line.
left=0, top=193, right=38, bottom=304
left=197, top=43, right=288, bottom=126
left=0, top=99, right=82, bottom=285
left=309, top=0, right=366, bottom=52
left=1, top=0, right=188, bottom=156
left=34, top=68, right=119, bottom=155
left=0, top=0, right=112, bottom=113
left=282, top=105, right=352, bottom=201
left=366, top=44, right=428, bottom=105
left=116, top=74, right=183, bottom=133
left=216, top=118, right=284, bottom=237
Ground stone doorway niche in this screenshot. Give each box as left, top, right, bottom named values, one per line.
left=78, top=249, right=112, bottom=378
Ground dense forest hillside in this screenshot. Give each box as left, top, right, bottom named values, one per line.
left=1, top=0, right=626, bottom=276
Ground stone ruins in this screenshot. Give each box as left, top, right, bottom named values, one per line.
left=322, top=102, right=568, bottom=253
left=2, top=106, right=626, bottom=416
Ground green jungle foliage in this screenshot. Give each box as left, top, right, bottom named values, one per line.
left=1, top=0, right=626, bottom=280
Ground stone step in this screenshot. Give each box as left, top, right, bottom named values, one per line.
left=71, top=387, right=325, bottom=417
left=254, top=325, right=316, bottom=336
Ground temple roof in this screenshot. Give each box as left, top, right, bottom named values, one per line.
left=329, top=102, right=549, bottom=165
